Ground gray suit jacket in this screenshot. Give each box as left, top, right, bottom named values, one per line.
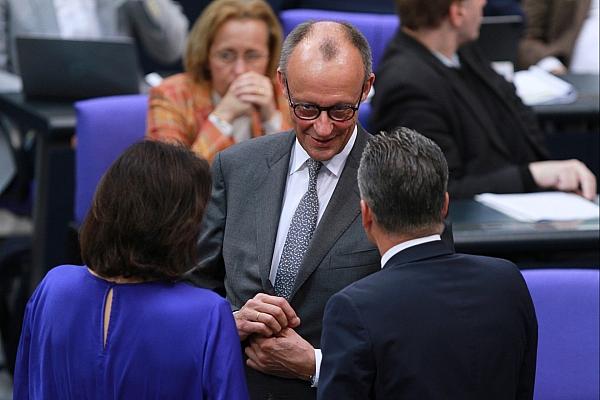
left=190, top=127, right=381, bottom=400
left=0, top=0, right=188, bottom=72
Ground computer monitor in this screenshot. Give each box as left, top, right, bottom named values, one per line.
left=16, top=35, right=141, bottom=100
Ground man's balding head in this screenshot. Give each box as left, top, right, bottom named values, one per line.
left=278, top=21, right=372, bottom=82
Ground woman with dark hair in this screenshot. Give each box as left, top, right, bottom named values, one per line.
left=13, top=141, right=249, bottom=399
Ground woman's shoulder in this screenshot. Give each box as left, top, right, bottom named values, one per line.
left=43, top=264, right=89, bottom=283
left=152, top=73, right=207, bottom=96
left=29, top=265, right=95, bottom=305
left=149, top=72, right=212, bottom=111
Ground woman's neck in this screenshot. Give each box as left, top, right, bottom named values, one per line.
left=87, top=268, right=146, bottom=284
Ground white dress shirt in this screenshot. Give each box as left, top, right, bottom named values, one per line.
left=269, top=127, right=357, bottom=282
left=380, top=234, right=442, bottom=269
left=570, top=0, right=599, bottom=74
left=53, top=0, right=102, bottom=39
left=433, top=51, right=461, bottom=69
left=269, top=126, right=357, bottom=387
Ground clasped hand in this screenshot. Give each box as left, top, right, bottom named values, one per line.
left=213, top=71, right=276, bottom=122
left=235, top=293, right=315, bottom=380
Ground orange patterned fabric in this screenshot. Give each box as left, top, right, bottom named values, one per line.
left=146, top=72, right=291, bottom=163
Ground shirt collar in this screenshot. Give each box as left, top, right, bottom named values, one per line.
left=433, top=51, right=461, bottom=69
left=380, top=234, right=442, bottom=269
left=290, top=125, right=357, bottom=177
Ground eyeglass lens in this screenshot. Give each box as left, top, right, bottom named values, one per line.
left=214, top=50, right=266, bottom=64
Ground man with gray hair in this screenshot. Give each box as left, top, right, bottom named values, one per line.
left=318, top=127, right=538, bottom=399
left=190, top=20, right=380, bottom=399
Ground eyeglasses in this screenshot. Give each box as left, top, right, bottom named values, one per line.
left=284, top=78, right=363, bottom=122
left=211, top=49, right=268, bottom=65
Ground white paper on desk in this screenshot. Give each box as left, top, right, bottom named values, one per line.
left=475, top=192, right=600, bottom=222
left=513, top=66, right=577, bottom=106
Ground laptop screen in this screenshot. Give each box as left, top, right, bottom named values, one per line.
left=16, top=35, right=141, bottom=100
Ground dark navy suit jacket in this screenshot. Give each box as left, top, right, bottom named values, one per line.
left=318, top=240, right=537, bottom=400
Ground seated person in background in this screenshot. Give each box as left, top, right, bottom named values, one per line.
left=0, top=0, right=189, bottom=73
left=147, top=0, right=291, bottom=162
left=318, top=128, right=538, bottom=400
left=371, top=0, right=596, bottom=199
left=0, top=0, right=189, bottom=205
left=13, top=141, right=249, bottom=399
left=518, top=0, right=599, bottom=74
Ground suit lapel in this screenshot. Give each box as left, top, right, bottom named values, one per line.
left=290, top=127, right=369, bottom=298
left=256, top=132, right=295, bottom=293
left=399, top=32, right=511, bottom=158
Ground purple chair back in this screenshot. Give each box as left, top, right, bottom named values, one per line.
left=522, top=269, right=600, bottom=400
left=279, top=9, right=399, bottom=72
left=74, top=94, right=148, bottom=224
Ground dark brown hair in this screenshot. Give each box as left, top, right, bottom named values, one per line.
left=80, top=141, right=211, bottom=281
left=185, top=0, right=283, bottom=83
left=395, top=0, right=459, bottom=30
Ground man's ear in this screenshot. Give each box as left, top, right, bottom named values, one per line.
left=277, top=69, right=287, bottom=97
left=448, top=1, right=464, bottom=27
left=360, top=199, right=373, bottom=233
left=441, top=192, right=450, bottom=219
left=361, top=72, right=375, bottom=102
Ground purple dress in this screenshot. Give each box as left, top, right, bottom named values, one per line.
left=14, top=265, right=249, bottom=399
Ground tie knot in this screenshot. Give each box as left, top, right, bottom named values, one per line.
left=306, top=159, right=322, bottom=183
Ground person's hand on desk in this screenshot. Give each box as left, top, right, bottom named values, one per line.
left=246, top=328, right=316, bottom=381
left=234, top=293, right=301, bottom=341
left=529, top=159, right=597, bottom=200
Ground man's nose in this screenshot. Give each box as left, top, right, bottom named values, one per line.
left=313, top=110, right=334, bottom=136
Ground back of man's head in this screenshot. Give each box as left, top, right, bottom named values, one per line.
left=395, top=0, right=456, bottom=30
left=358, top=128, right=449, bottom=236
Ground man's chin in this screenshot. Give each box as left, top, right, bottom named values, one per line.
left=306, top=147, right=336, bottom=162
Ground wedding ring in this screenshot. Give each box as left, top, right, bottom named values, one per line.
left=256, top=312, right=261, bottom=322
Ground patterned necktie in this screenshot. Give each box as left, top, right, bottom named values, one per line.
left=274, top=159, right=323, bottom=299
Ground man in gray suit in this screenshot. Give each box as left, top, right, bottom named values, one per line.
left=0, top=0, right=188, bottom=73
left=191, top=21, right=380, bottom=399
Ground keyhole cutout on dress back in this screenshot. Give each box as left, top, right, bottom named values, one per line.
left=103, top=288, right=114, bottom=348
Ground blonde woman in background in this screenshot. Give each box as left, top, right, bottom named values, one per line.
left=147, top=0, right=291, bottom=162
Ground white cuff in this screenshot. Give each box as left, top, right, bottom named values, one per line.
left=208, top=113, right=234, bottom=137
left=536, top=56, right=565, bottom=72
left=310, top=348, right=322, bottom=387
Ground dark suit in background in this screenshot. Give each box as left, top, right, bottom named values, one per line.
left=318, top=128, right=537, bottom=399
left=371, top=30, right=549, bottom=198
left=319, top=240, right=538, bottom=399
left=190, top=128, right=380, bottom=399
